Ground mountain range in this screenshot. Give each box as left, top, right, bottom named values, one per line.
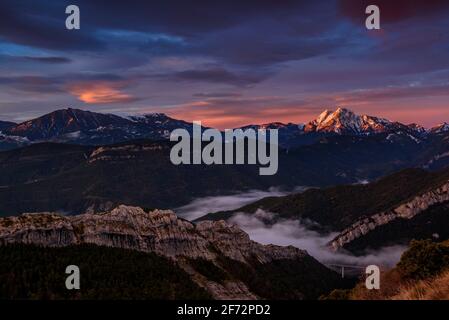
left=1, top=106, right=449, bottom=300
left=1, top=106, right=449, bottom=215
left=0, top=108, right=193, bottom=150
left=1, top=107, right=447, bottom=151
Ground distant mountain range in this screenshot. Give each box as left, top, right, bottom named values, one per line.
left=240, top=107, right=433, bottom=148
left=305, top=108, right=423, bottom=134
left=1, top=128, right=449, bottom=215
left=0, top=121, right=16, bottom=131
left=1, top=107, right=448, bottom=151
left=0, top=108, right=193, bottom=150
left=1, top=107, right=449, bottom=301
left=1, top=107, right=449, bottom=216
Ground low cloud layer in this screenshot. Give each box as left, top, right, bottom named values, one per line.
left=230, top=210, right=406, bottom=268
left=176, top=187, right=303, bottom=221
left=177, top=191, right=406, bottom=268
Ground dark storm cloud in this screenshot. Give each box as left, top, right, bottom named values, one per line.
left=332, top=5, right=449, bottom=82
left=194, top=31, right=345, bottom=67
left=74, top=0, right=317, bottom=34
left=130, top=1, right=345, bottom=67
left=193, top=92, right=242, bottom=98
left=0, top=75, right=62, bottom=93
left=2, top=0, right=448, bottom=70
left=338, top=83, right=449, bottom=104
left=0, top=55, right=71, bottom=64
left=338, top=0, right=449, bottom=24
left=0, top=2, right=104, bottom=51
left=152, top=67, right=271, bottom=86
left=22, top=56, right=71, bottom=64
left=1, top=0, right=449, bottom=128
left=61, top=73, right=126, bottom=82
left=0, top=0, right=342, bottom=67
left=0, top=0, right=312, bottom=45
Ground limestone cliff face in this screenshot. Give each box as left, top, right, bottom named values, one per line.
left=329, top=180, right=449, bottom=251
left=88, top=144, right=166, bottom=164
left=0, top=205, right=308, bottom=299
left=0, top=205, right=306, bottom=263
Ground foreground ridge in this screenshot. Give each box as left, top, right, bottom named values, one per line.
left=329, top=180, right=449, bottom=251
left=0, top=205, right=306, bottom=263
left=1, top=205, right=346, bottom=299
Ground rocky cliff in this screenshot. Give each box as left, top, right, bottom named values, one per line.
left=329, top=180, right=449, bottom=251
left=0, top=205, right=326, bottom=299
left=0, top=205, right=306, bottom=263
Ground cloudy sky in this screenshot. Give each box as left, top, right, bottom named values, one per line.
left=1, top=0, right=449, bottom=128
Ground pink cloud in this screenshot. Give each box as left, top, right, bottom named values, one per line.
left=67, top=81, right=137, bottom=104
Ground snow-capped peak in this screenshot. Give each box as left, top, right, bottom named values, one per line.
left=126, top=113, right=169, bottom=122
left=407, top=123, right=427, bottom=134
left=430, top=122, right=449, bottom=134
left=315, top=109, right=333, bottom=124
left=305, top=107, right=394, bottom=134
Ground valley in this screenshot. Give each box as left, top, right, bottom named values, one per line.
left=1, top=108, right=449, bottom=216
left=3, top=0, right=449, bottom=303
left=1, top=107, right=449, bottom=300
left=196, top=167, right=449, bottom=272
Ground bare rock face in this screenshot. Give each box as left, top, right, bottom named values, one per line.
left=0, top=205, right=306, bottom=263
left=329, top=180, right=449, bottom=251
left=304, top=108, right=398, bottom=135
left=0, top=213, right=77, bottom=246
left=0, top=205, right=311, bottom=299
left=195, top=219, right=303, bottom=264
left=88, top=144, right=166, bottom=164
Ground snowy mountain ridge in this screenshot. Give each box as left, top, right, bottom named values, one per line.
left=0, top=107, right=447, bottom=150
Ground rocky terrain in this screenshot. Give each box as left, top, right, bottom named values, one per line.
left=2, top=127, right=449, bottom=216
left=0, top=205, right=342, bottom=299
left=2, top=107, right=449, bottom=216
left=329, top=180, right=449, bottom=251
left=200, top=168, right=449, bottom=254
left=0, top=205, right=306, bottom=263
left=0, top=107, right=447, bottom=151
left=0, top=108, right=194, bottom=151
left=303, top=108, right=413, bottom=135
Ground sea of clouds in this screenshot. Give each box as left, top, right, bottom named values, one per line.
left=175, top=187, right=307, bottom=221
left=176, top=189, right=406, bottom=268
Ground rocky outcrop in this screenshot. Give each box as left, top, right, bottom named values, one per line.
left=0, top=205, right=310, bottom=299
left=88, top=144, right=166, bottom=163
left=423, top=151, right=449, bottom=169
left=304, top=107, right=407, bottom=135
left=0, top=205, right=306, bottom=263
left=329, top=181, right=449, bottom=251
